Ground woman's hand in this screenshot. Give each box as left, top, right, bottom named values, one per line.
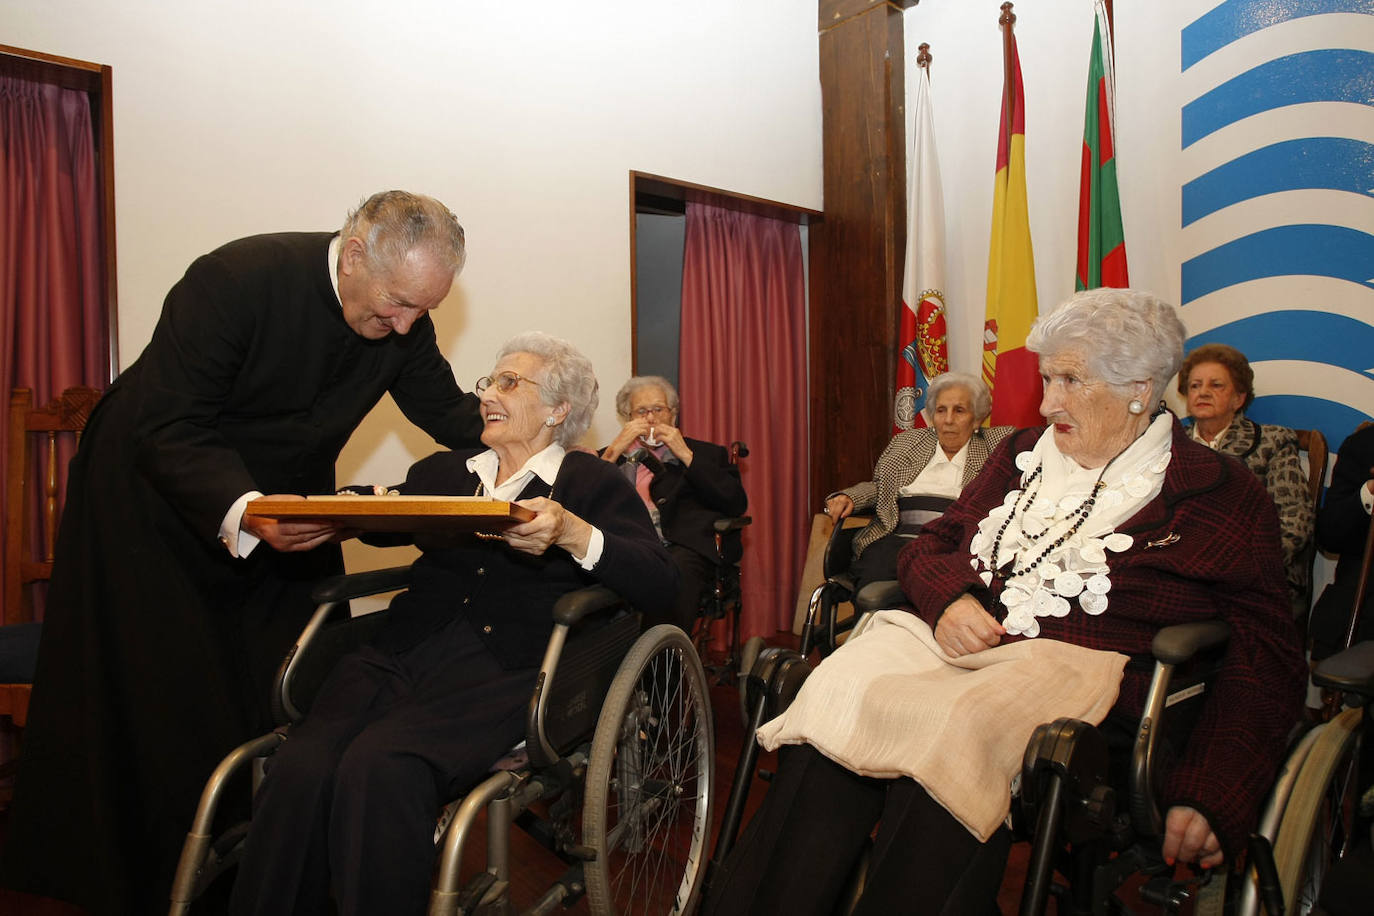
left=653, top=424, right=693, bottom=465
left=1162, top=806, right=1224, bottom=869
left=242, top=494, right=340, bottom=552
left=602, top=417, right=654, bottom=462
left=505, top=497, right=593, bottom=560
left=933, top=594, right=1005, bottom=657
left=825, top=494, right=854, bottom=520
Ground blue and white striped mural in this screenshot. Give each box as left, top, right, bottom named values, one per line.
left=1178, top=0, right=1374, bottom=451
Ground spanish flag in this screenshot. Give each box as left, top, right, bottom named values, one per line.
left=1076, top=1, right=1129, bottom=290
left=982, top=18, right=1042, bottom=427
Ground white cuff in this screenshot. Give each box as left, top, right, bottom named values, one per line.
left=575, top=527, right=605, bottom=571
left=1361, top=481, right=1374, bottom=516
left=220, top=491, right=264, bottom=558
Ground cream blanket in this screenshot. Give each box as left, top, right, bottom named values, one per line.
left=756, top=610, right=1128, bottom=841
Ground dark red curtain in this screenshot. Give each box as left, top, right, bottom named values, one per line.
left=1, top=75, right=107, bottom=617
left=679, top=202, right=808, bottom=639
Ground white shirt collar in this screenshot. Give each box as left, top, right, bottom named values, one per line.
left=930, top=439, right=969, bottom=468
left=466, top=443, right=567, bottom=502
left=326, top=235, right=344, bottom=310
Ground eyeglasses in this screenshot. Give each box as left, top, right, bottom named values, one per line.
left=633, top=405, right=671, bottom=418
left=475, top=372, right=541, bottom=394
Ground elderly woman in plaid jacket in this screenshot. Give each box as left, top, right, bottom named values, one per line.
left=824, top=371, right=1013, bottom=593
left=706, top=290, right=1305, bottom=916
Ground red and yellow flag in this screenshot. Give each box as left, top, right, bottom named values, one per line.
left=982, top=22, right=1042, bottom=427
left=1076, top=2, right=1129, bottom=290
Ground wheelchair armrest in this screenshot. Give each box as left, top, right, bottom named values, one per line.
left=550, top=585, right=624, bottom=628
left=854, top=579, right=907, bottom=614
left=309, top=565, right=414, bottom=604
left=1150, top=620, right=1231, bottom=667
left=1312, top=641, right=1374, bottom=699
left=713, top=516, right=752, bottom=535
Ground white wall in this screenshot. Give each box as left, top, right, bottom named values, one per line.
left=903, top=0, right=1095, bottom=380
left=904, top=0, right=1372, bottom=601
left=4, top=0, right=822, bottom=567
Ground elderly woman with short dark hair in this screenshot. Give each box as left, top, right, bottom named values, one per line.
left=824, top=371, right=1011, bottom=592
left=230, top=332, right=674, bottom=916
left=704, top=289, right=1305, bottom=916
left=1178, top=342, right=1313, bottom=603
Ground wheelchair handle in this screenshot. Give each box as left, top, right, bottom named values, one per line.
left=309, top=565, right=414, bottom=603
left=1150, top=620, right=1230, bottom=666
left=550, top=585, right=623, bottom=627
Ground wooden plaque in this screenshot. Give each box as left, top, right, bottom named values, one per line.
left=245, top=495, right=535, bottom=533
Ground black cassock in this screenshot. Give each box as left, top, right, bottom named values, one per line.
left=0, top=232, right=481, bottom=914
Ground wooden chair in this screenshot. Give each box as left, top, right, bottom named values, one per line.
left=0, top=386, right=102, bottom=738
left=1294, top=429, right=1329, bottom=624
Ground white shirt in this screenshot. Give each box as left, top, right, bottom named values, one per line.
left=898, top=440, right=968, bottom=500
left=466, top=444, right=604, bottom=569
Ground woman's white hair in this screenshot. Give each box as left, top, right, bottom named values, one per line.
left=495, top=332, right=598, bottom=447
left=614, top=376, right=680, bottom=421
left=1026, top=288, right=1187, bottom=405
left=922, top=371, right=992, bottom=424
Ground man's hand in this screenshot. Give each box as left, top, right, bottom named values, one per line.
left=933, top=594, right=1005, bottom=657
left=825, top=494, right=854, bottom=520
left=1162, top=806, right=1223, bottom=869
left=242, top=494, right=340, bottom=552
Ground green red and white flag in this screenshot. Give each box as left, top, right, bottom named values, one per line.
left=1076, top=1, right=1129, bottom=290
left=894, top=60, right=950, bottom=432
left=982, top=23, right=1041, bottom=427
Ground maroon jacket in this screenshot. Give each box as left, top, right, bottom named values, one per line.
left=898, top=419, right=1305, bottom=857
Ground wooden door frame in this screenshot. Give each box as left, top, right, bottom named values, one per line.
left=1, top=44, right=118, bottom=382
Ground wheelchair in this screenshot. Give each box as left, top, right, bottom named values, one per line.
left=169, top=565, right=716, bottom=916
left=711, top=578, right=1365, bottom=916
left=797, top=510, right=876, bottom=658
left=691, top=441, right=752, bottom=684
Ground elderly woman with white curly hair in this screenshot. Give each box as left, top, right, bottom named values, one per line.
left=704, top=289, right=1305, bottom=916
left=230, top=332, right=675, bottom=916
left=824, top=371, right=1013, bottom=592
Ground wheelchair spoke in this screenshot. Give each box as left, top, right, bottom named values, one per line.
left=584, top=626, right=714, bottom=915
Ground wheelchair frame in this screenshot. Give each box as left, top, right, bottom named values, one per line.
left=169, top=568, right=716, bottom=916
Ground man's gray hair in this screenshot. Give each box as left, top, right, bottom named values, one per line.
left=342, top=190, right=466, bottom=276
left=923, top=371, right=992, bottom=424
left=496, top=332, right=599, bottom=447
left=614, top=376, right=680, bottom=422
left=1026, top=288, right=1186, bottom=406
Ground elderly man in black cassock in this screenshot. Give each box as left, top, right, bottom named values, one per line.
left=0, top=190, right=484, bottom=915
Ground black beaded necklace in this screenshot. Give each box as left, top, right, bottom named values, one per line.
left=987, top=459, right=1111, bottom=583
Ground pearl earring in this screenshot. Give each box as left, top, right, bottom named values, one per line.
left=545, top=416, right=557, bottom=427
left=1128, top=399, right=1145, bottom=415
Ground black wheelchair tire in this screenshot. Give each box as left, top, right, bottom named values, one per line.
left=583, top=624, right=715, bottom=915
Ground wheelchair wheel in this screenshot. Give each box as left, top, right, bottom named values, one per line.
left=583, top=624, right=715, bottom=915
left=1270, top=707, right=1362, bottom=916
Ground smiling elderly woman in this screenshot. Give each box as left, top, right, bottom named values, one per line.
left=824, top=371, right=1012, bottom=591
left=703, top=289, right=1306, bottom=916
left=229, top=332, right=675, bottom=916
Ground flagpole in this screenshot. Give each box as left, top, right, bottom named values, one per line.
left=1000, top=2, right=1016, bottom=146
